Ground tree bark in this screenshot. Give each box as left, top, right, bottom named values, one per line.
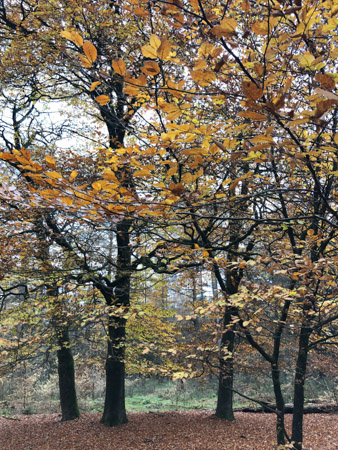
left=271, top=363, right=286, bottom=445
left=100, top=219, right=131, bottom=426
left=57, top=328, right=80, bottom=421
left=291, top=320, right=312, bottom=450
left=216, top=309, right=235, bottom=420
left=100, top=317, right=128, bottom=426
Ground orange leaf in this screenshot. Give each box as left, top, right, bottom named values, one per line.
left=112, top=59, right=126, bottom=76
left=79, top=54, right=92, bottom=68
left=95, top=95, right=110, bottom=105
left=46, top=171, right=62, bottom=179
left=90, top=81, right=101, bottom=91
left=70, top=170, right=78, bottom=181
left=169, top=182, right=184, bottom=195
left=83, top=41, right=97, bottom=63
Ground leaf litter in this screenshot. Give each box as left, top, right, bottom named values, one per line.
left=0, top=411, right=337, bottom=449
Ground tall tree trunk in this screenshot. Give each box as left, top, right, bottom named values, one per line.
left=57, top=327, right=80, bottom=421
left=271, top=363, right=286, bottom=445
left=100, top=219, right=131, bottom=426
left=291, top=320, right=312, bottom=450
left=216, top=308, right=235, bottom=420
left=100, top=315, right=128, bottom=426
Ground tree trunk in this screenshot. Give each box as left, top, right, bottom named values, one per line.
left=271, top=363, right=286, bottom=445
left=57, top=328, right=80, bottom=421
left=291, top=321, right=312, bottom=450
left=216, top=309, right=235, bottom=420
left=100, top=219, right=131, bottom=426
left=100, top=317, right=128, bottom=426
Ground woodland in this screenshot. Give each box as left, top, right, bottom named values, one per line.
left=0, top=1, right=337, bottom=449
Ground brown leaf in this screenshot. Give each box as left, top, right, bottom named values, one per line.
left=315, top=74, right=335, bottom=91
left=242, top=81, right=263, bottom=101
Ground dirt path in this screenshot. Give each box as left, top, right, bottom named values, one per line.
left=1, top=410, right=337, bottom=449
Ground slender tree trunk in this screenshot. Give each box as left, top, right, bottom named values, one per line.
left=49, top=284, right=79, bottom=422
left=100, top=219, right=131, bottom=426
left=216, top=309, right=235, bottom=420
left=57, top=327, right=80, bottom=421
left=291, top=320, right=312, bottom=450
left=271, top=363, right=286, bottom=445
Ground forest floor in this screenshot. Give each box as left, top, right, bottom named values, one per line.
left=0, top=410, right=337, bottom=449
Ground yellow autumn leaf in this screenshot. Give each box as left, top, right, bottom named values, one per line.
left=190, top=69, right=216, bottom=87
left=60, top=30, right=73, bottom=41
left=79, top=54, right=92, bottom=68
left=72, top=31, right=83, bottom=47
left=45, top=155, right=56, bottom=167
left=150, top=34, right=161, bottom=50
left=70, top=170, right=78, bottom=181
left=251, top=21, right=268, bottom=36
left=162, top=103, right=182, bottom=120
left=157, top=39, right=172, bottom=60
left=46, top=171, right=62, bottom=179
left=83, top=41, right=97, bottom=63
left=92, top=181, right=102, bottom=191
left=112, top=59, right=126, bottom=76
left=90, top=81, right=101, bottom=91
left=298, top=53, right=314, bottom=67
left=198, top=42, right=216, bottom=58
left=125, top=84, right=140, bottom=96
left=142, top=61, right=160, bottom=76
left=220, top=17, right=237, bottom=33
left=61, top=197, right=73, bottom=206
left=334, top=134, right=338, bottom=145
left=61, top=30, right=83, bottom=47
left=95, top=95, right=110, bottom=105
left=167, top=166, right=178, bottom=177
left=141, top=44, right=158, bottom=59
left=250, top=134, right=274, bottom=143
left=133, top=169, right=152, bottom=177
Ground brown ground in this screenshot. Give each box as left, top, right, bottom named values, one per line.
left=0, top=411, right=337, bottom=449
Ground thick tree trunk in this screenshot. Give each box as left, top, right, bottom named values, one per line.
left=216, top=309, right=235, bottom=421
left=271, top=363, right=286, bottom=445
left=57, top=328, right=80, bottom=421
left=100, top=219, right=131, bottom=426
left=291, top=321, right=312, bottom=450
left=100, top=318, right=128, bottom=426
